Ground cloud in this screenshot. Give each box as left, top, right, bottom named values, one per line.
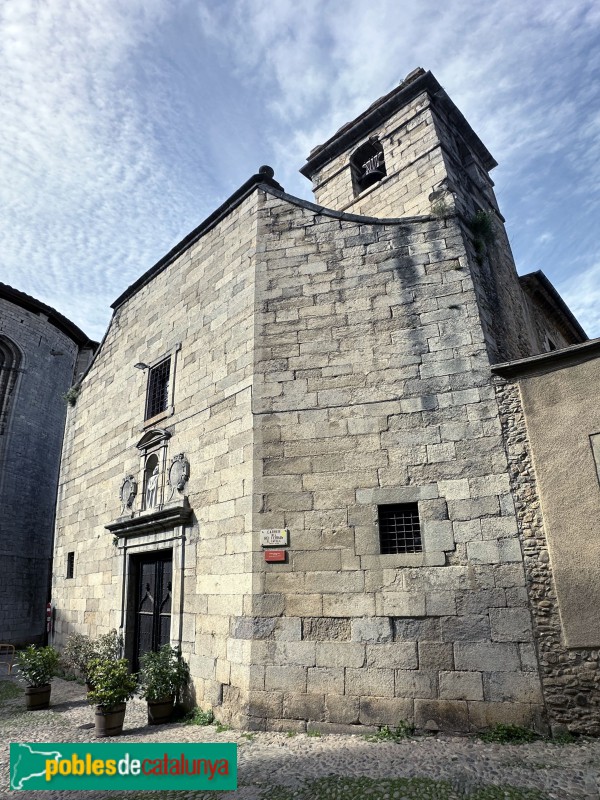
left=0, top=0, right=598, bottom=339
left=0, top=0, right=214, bottom=339
left=197, top=1, right=600, bottom=195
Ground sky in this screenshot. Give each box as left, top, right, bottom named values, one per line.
left=1, top=0, right=599, bottom=343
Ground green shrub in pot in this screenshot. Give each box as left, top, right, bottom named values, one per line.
left=138, top=644, right=190, bottom=724
left=87, top=657, right=137, bottom=737
left=16, top=645, right=60, bottom=710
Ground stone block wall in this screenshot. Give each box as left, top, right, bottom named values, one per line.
left=306, top=82, right=579, bottom=366
left=308, top=92, right=446, bottom=219
left=212, top=191, right=546, bottom=732
left=0, top=297, right=82, bottom=644
left=51, top=69, right=591, bottom=734
left=53, top=192, right=261, bottom=711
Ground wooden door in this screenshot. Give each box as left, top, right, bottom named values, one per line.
left=132, top=550, right=172, bottom=671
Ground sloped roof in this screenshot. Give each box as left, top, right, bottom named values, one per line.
left=0, top=282, right=95, bottom=348
left=492, top=336, right=600, bottom=378
left=300, top=68, right=497, bottom=179
left=111, top=168, right=284, bottom=310
left=519, top=270, right=587, bottom=343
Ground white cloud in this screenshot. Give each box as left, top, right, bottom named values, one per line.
left=0, top=0, right=598, bottom=338
left=0, top=0, right=211, bottom=339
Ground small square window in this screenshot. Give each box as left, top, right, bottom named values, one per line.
left=145, top=358, right=171, bottom=420
left=378, top=503, right=422, bottom=554
left=66, top=552, right=75, bottom=579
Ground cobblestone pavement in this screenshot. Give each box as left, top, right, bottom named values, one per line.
left=1, top=677, right=599, bottom=799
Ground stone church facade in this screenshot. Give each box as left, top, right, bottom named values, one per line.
left=0, top=283, right=94, bottom=645
left=51, top=69, right=600, bottom=734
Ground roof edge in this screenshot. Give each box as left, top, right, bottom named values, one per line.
left=519, top=270, right=588, bottom=342
left=492, top=337, right=600, bottom=379
left=0, top=282, right=95, bottom=348
left=111, top=169, right=284, bottom=310
left=265, top=185, right=436, bottom=226
left=300, top=69, right=496, bottom=179
left=111, top=174, right=442, bottom=312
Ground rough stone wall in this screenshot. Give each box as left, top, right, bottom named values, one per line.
left=495, top=378, right=600, bottom=735
left=216, top=191, right=546, bottom=733
left=430, top=103, right=572, bottom=364
left=308, top=92, right=447, bottom=219
left=0, top=297, right=81, bottom=645
left=53, top=192, right=261, bottom=712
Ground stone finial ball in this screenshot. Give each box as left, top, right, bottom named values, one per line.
left=258, top=165, right=275, bottom=178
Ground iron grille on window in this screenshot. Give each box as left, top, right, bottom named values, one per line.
left=378, top=503, right=422, bottom=554
left=145, top=358, right=170, bottom=420
left=66, top=552, right=75, bottom=579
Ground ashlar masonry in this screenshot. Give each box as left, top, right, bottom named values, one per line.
left=51, top=68, right=599, bottom=734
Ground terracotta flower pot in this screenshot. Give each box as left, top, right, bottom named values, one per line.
left=25, top=684, right=51, bottom=710
left=147, top=696, right=174, bottom=725
left=94, top=703, right=127, bottom=737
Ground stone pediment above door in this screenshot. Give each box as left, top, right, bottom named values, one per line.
left=136, top=428, right=171, bottom=452
left=109, top=427, right=191, bottom=533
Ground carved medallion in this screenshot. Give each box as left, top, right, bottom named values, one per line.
left=119, top=475, right=137, bottom=514
left=167, top=453, right=189, bottom=500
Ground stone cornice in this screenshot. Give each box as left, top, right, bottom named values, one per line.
left=105, top=498, right=192, bottom=537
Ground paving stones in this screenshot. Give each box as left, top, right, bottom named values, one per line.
left=1, top=677, right=599, bottom=800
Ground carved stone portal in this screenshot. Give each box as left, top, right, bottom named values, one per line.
left=167, top=453, right=189, bottom=500
left=119, top=475, right=137, bottom=514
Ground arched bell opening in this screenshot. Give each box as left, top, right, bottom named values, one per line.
left=350, top=138, right=386, bottom=195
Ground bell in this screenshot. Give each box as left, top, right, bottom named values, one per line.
left=363, top=166, right=385, bottom=180
left=359, top=165, right=385, bottom=189
left=359, top=153, right=385, bottom=188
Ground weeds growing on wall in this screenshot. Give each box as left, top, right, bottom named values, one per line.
left=183, top=707, right=214, bottom=726
left=469, top=210, right=496, bottom=264
left=478, top=724, right=540, bottom=744
left=365, top=720, right=415, bottom=742
left=63, top=385, right=81, bottom=407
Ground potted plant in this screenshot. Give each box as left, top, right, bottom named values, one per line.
left=62, top=629, right=123, bottom=690
left=16, top=645, right=60, bottom=710
left=87, top=657, right=137, bottom=737
left=138, top=644, right=190, bottom=724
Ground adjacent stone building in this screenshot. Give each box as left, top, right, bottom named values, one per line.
left=51, top=68, right=599, bottom=734
left=0, top=283, right=94, bottom=645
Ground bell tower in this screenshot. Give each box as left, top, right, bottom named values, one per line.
left=300, top=68, right=498, bottom=223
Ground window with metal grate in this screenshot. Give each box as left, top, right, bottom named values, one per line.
left=66, top=551, right=75, bottom=579
left=145, top=358, right=171, bottom=420
left=378, top=503, right=422, bottom=554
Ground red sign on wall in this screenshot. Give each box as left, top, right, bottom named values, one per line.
left=264, top=550, right=286, bottom=563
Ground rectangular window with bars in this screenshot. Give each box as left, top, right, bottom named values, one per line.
left=66, top=552, right=75, bottom=579
left=145, top=358, right=171, bottom=420
left=378, top=503, right=422, bottom=554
